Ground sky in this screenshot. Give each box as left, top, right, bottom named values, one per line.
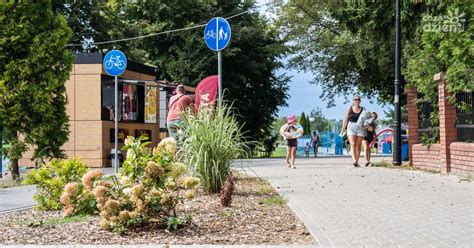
left=256, top=0, right=390, bottom=120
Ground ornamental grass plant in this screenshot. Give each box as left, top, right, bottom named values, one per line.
left=180, top=104, right=250, bottom=193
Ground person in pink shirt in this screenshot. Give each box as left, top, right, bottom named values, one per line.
left=167, top=85, right=192, bottom=139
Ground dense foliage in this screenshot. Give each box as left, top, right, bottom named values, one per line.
left=24, top=158, right=88, bottom=210
left=0, top=0, right=73, bottom=178
left=271, top=0, right=472, bottom=107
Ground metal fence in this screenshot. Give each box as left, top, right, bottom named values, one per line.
left=418, top=100, right=438, bottom=140
left=456, top=92, right=474, bottom=142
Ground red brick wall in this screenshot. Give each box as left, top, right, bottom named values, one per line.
left=450, top=142, right=474, bottom=176
left=412, top=144, right=441, bottom=171
left=405, top=87, right=419, bottom=162
left=437, top=72, right=457, bottom=172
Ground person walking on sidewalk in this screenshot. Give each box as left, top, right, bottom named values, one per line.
left=362, top=112, right=378, bottom=166
left=280, top=114, right=303, bottom=169
left=304, top=142, right=310, bottom=157
left=340, top=95, right=365, bottom=167
left=167, top=85, right=192, bottom=140
left=311, top=131, right=320, bottom=157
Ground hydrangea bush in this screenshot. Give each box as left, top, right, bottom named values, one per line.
left=63, top=136, right=200, bottom=234
left=60, top=169, right=104, bottom=216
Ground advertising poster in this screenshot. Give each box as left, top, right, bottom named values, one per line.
left=135, top=129, right=152, bottom=142
left=110, top=129, right=129, bottom=143
left=122, top=84, right=138, bottom=121
left=145, top=82, right=157, bottom=123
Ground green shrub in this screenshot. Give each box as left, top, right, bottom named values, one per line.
left=90, top=136, right=200, bottom=234
left=23, top=158, right=88, bottom=210
left=180, top=105, right=250, bottom=193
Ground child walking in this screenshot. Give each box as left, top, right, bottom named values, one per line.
left=279, top=114, right=303, bottom=169
left=305, top=142, right=310, bottom=157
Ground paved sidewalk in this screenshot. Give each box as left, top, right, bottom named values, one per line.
left=237, top=157, right=474, bottom=247
left=0, top=185, right=36, bottom=213
left=0, top=246, right=318, bottom=248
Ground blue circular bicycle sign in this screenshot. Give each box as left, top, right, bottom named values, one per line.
left=204, top=17, right=231, bottom=52
left=103, top=50, right=127, bottom=76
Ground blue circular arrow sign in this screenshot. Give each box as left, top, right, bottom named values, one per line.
left=204, top=17, right=231, bottom=52
left=103, top=50, right=127, bottom=76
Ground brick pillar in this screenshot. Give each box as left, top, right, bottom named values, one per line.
left=404, top=87, right=419, bottom=163
left=436, top=72, right=457, bottom=173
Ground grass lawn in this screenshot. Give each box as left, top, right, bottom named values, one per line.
left=271, top=147, right=287, bottom=158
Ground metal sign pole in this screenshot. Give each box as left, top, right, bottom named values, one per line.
left=0, top=126, right=2, bottom=178
left=218, top=50, right=222, bottom=109
left=114, top=75, right=119, bottom=174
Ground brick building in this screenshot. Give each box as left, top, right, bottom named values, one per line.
left=18, top=53, right=193, bottom=168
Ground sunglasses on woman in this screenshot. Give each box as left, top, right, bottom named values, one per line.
left=354, top=98, right=361, bottom=101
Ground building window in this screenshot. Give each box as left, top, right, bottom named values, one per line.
left=101, top=76, right=146, bottom=123
left=122, top=84, right=138, bottom=121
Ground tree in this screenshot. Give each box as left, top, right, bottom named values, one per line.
left=0, top=1, right=73, bottom=179
left=271, top=0, right=466, bottom=106
left=405, top=1, right=473, bottom=109
left=299, top=112, right=309, bottom=135
left=57, top=0, right=289, bottom=145
left=308, top=108, right=333, bottom=132
left=379, top=107, right=408, bottom=127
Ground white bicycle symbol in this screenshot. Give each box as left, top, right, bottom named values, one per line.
left=205, top=30, right=216, bottom=39
left=104, top=55, right=125, bottom=70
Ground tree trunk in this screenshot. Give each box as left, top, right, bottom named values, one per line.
left=11, top=159, right=19, bottom=180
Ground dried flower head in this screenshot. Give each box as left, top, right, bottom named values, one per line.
left=159, top=192, right=174, bottom=206
left=144, top=161, right=164, bottom=179
left=183, top=177, right=200, bottom=189
left=185, top=190, right=196, bottom=200
left=105, top=199, right=120, bottom=210
left=164, top=177, right=177, bottom=189
left=63, top=206, right=74, bottom=217
left=64, top=182, right=78, bottom=194
left=119, top=210, right=130, bottom=221
left=93, top=185, right=107, bottom=198
left=129, top=210, right=139, bottom=219
left=82, top=169, right=104, bottom=190
left=99, top=219, right=111, bottom=230
left=131, top=183, right=144, bottom=197
left=155, top=137, right=177, bottom=156
left=124, top=136, right=135, bottom=146
left=171, top=163, right=187, bottom=176
left=60, top=192, right=71, bottom=206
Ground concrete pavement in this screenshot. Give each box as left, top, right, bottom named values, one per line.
left=0, top=167, right=115, bottom=213
left=237, top=157, right=474, bottom=247
left=0, top=185, right=36, bottom=213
